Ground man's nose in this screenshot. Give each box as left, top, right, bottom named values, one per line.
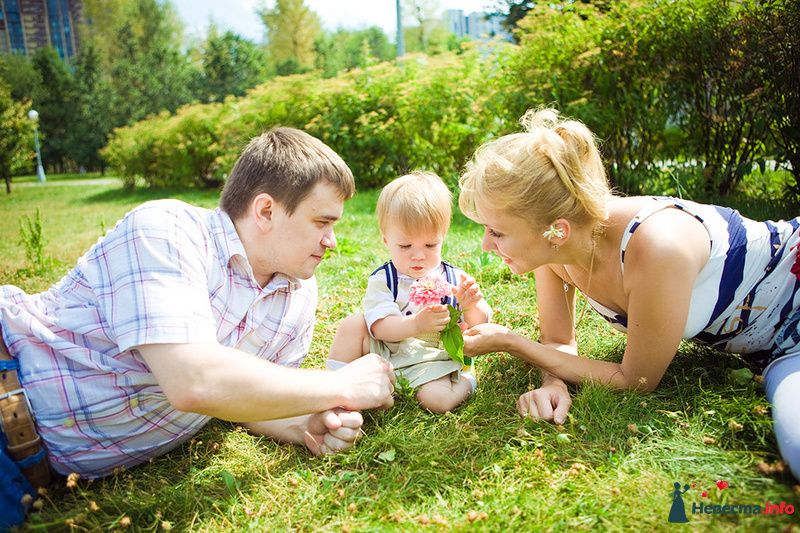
left=322, top=229, right=336, bottom=249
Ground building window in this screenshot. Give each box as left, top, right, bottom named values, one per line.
left=60, top=0, right=73, bottom=58
left=47, top=0, right=65, bottom=58
left=5, top=0, right=26, bottom=54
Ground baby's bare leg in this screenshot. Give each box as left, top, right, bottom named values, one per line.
left=328, top=313, right=371, bottom=364
left=415, top=374, right=473, bottom=413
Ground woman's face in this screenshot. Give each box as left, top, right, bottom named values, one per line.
left=475, top=201, right=550, bottom=275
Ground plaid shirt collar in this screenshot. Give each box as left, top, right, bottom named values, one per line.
left=212, top=208, right=300, bottom=293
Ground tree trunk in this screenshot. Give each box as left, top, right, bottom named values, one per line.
left=4, top=173, right=10, bottom=194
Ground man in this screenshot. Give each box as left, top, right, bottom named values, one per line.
left=0, top=128, right=395, bottom=528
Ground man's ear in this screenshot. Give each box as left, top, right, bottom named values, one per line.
left=251, top=193, right=275, bottom=232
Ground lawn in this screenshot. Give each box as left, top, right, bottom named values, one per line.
left=1, top=178, right=798, bottom=532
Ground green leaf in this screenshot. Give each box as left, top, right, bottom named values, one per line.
left=441, top=305, right=464, bottom=365
left=377, top=448, right=396, bottom=462
left=220, top=469, right=239, bottom=497
left=728, top=367, right=754, bottom=386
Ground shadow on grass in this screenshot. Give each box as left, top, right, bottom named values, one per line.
left=81, top=186, right=222, bottom=206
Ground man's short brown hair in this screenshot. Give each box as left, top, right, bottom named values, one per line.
left=220, top=127, right=355, bottom=220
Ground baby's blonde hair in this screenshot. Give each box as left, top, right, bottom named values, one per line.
left=377, top=171, right=452, bottom=237
left=459, top=108, right=611, bottom=229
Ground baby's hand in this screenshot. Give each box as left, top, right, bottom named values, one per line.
left=454, top=273, right=483, bottom=311
left=414, top=304, right=451, bottom=334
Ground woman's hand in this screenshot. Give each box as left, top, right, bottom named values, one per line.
left=463, top=322, right=512, bottom=357
left=516, top=378, right=572, bottom=425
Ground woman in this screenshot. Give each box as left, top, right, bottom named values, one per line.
left=459, top=108, right=799, bottom=479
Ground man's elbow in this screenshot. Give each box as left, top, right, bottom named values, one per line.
left=161, top=381, right=211, bottom=414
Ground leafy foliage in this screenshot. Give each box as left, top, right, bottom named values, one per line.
left=193, top=27, right=269, bottom=103
left=259, top=0, right=322, bottom=74
left=0, top=81, right=33, bottom=193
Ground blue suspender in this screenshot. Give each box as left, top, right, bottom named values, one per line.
left=371, top=261, right=399, bottom=301
left=372, top=261, right=458, bottom=308
left=442, top=262, right=459, bottom=309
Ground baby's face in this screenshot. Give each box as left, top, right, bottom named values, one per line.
left=383, top=226, right=445, bottom=279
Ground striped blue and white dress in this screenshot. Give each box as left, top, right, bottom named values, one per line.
left=586, top=197, right=800, bottom=374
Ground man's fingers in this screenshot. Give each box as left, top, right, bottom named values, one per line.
left=321, top=410, right=343, bottom=431
left=334, top=410, right=364, bottom=429
left=327, top=426, right=361, bottom=443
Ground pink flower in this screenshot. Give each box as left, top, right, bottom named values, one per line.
left=408, top=275, right=453, bottom=307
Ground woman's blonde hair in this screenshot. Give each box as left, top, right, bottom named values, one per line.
left=376, top=171, right=452, bottom=236
left=459, top=108, right=611, bottom=229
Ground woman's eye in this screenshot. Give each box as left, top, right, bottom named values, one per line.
left=488, top=229, right=502, bottom=238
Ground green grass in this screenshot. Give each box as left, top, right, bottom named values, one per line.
left=1, top=177, right=798, bottom=532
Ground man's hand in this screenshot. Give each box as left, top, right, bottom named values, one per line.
left=303, top=409, right=364, bottom=456
left=413, top=304, right=451, bottom=334
left=454, top=273, right=483, bottom=311
left=516, top=379, right=572, bottom=425
left=336, top=354, right=396, bottom=411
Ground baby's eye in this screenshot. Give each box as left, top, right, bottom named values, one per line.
left=425, top=243, right=439, bottom=248
left=399, top=244, right=411, bottom=249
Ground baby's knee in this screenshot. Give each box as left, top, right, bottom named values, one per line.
left=330, top=313, right=370, bottom=363
left=338, top=313, right=368, bottom=336
left=416, top=380, right=467, bottom=413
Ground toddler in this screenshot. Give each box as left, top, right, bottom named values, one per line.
left=327, top=172, right=492, bottom=413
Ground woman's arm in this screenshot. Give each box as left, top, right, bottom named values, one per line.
left=466, top=213, right=709, bottom=391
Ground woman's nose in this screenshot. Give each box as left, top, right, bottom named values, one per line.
left=481, top=232, right=493, bottom=252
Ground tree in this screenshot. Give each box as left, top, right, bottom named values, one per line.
left=31, top=47, right=77, bottom=173
left=106, top=0, right=197, bottom=125
left=259, top=0, right=322, bottom=74
left=0, top=54, right=41, bottom=102
left=315, top=27, right=394, bottom=78
left=70, top=40, right=114, bottom=172
left=491, top=0, right=534, bottom=39
left=666, top=0, right=772, bottom=195
left=0, top=82, right=33, bottom=193
left=745, top=0, right=800, bottom=191
left=195, top=26, right=268, bottom=102
left=403, top=0, right=443, bottom=52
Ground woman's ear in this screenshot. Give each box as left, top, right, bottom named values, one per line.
left=554, top=219, right=571, bottom=243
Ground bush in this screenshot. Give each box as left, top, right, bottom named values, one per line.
left=103, top=49, right=511, bottom=190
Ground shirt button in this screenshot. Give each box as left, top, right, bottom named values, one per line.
left=63, top=419, right=75, bottom=428
left=130, top=398, right=139, bottom=408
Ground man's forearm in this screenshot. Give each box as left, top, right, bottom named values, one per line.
left=136, top=343, right=345, bottom=422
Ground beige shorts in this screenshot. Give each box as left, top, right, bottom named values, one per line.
left=370, top=332, right=474, bottom=389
